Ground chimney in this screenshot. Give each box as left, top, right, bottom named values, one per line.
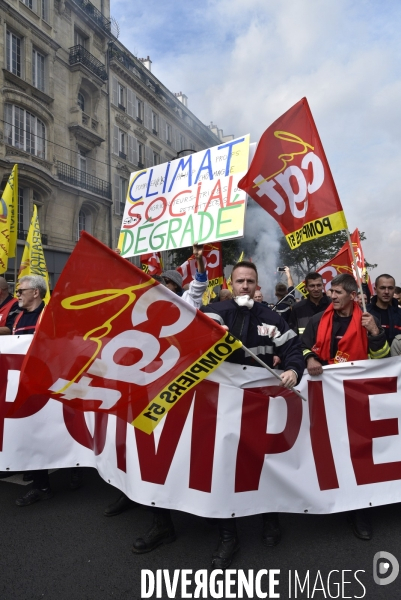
left=139, top=56, right=152, bottom=71
left=175, top=92, right=188, bottom=107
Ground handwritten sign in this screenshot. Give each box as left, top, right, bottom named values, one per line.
left=118, top=136, right=250, bottom=257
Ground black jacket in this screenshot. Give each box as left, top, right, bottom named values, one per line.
left=367, top=297, right=401, bottom=344
left=202, top=299, right=304, bottom=383
left=289, top=295, right=331, bottom=336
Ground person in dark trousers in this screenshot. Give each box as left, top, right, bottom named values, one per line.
left=201, top=260, right=304, bottom=569
left=301, top=273, right=390, bottom=540
left=367, top=274, right=401, bottom=345
left=105, top=247, right=207, bottom=525
left=289, top=271, right=331, bottom=336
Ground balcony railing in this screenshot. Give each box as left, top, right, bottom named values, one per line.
left=18, top=230, right=48, bottom=245
left=71, top=0, right=111, bottom=33
left=69, top=45, right=108, bottom=81
left=56, top=161, right=111, bottom=199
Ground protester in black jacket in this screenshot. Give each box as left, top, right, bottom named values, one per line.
left=367, top=274, right=401, bottom=345
left=289, top=272, right=331, bottom=335
left=201, top=261, right=304, bottom=570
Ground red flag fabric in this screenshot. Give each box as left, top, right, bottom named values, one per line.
left=177, top=242, right=223, bottom=289
left=11, top=233, right=241, bottom=434
left=238, top=98, right=347, bottom=249
left=140, top=252, right=163, bottom=276
left=297, top=247, right=353, bottom=296
left=349, top=229, right=373, bottom=295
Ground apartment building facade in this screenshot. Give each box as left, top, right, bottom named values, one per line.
left=0, top=0, right=226, bottom=286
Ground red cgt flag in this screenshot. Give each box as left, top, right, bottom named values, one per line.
left=140, top=252, right=163, bottom=276
left=296, top=246, right=352, bottom=297
left=11, top=233, right=241, bottom=434
left=349, top=229, right=373, bottom=294
left=177, top=242, right=223, bottom=288
left=239, top=98, right=347, bottom=250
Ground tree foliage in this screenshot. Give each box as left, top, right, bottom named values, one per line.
left=278, top=231, right=377, bottom=279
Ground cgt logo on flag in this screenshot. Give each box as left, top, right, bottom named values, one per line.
left=12, top=233, right=241, bottom=434
left=238, top=98, right=347, bottom=249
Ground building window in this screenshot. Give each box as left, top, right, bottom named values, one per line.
left=23, top=0, right=34, bottom=9
left=74, top=30, right=87, bottom=49
left=138, top=142, right=144, bottom=168
left=118, top=129, right=126, bottom=159
left=152, top=111, right=158, bottom=135
left=41, top=0, right=49, bottom=21
left=118, top=83, right=125, bottom=110
left=6, top=30, right=22, bottom=77
left=77, top=92, right=85, bottom=111
left=5, top=104, right=46, bottom=158
left=32, top=49, right=45, bottom=92
left=153, top=151, right=160, bottom=166
left=180, top=134, right=185, bottom=151
left=137, top=99, right=143, bottom=124
left=189, top=142, right=195, bottom=151
left=78, top=207, right=92, bottom=239
left=166, top=123, right=172, bottom=146
left=78, top=151, right=87, bottom=172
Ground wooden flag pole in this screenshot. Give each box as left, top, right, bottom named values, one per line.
left=346, top=229, right=366, bottom=312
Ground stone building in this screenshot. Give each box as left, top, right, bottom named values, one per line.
left=0, top=0, right=227, bottom=286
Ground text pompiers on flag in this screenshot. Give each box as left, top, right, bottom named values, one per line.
left=133, top=332, right=242, bottom=434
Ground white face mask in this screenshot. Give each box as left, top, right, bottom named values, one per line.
left=234, top=295, right=254, bottom=309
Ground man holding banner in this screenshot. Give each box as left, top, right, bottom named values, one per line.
left=202, top=260, right=304, bottom=568
left=301, top=273, right=389, bottom=539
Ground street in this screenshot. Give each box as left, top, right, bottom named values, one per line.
left=1, top=468, right=400, bottom=599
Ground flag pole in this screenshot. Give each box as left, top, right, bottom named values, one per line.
left=240, top=342, right=307, bottom=402
left=346, top=229, right=366, bottom=312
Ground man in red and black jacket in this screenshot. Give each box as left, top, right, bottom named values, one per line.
left=301, top=273, right=389, bottom=541
left=0, top=277, right=19, bottom=335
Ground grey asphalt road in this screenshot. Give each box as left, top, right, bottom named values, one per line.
left=0, top=468, right=400, bottom=600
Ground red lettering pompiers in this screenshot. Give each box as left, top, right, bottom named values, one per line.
left=1, top=357, right=400, bottom=492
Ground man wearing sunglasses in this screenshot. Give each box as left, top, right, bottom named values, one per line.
left=12, top=275, right=47, bottom=335
left=10, top=275, right=53, bottom=506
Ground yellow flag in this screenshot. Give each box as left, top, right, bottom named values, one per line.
left=0, top=165, right=18, bottom=273
left=18, top=205, right=51, bottom=303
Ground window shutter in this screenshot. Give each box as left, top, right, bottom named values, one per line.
left=128, top=134, right=138, bottom=165
left=113, top=125, right=119, bottom=155
left=145, top=146, right=153, bottom=168
left=144, top=102, right=152, bottom=130
left=127, top=88, right=135, bottom=118
left=112, top=77, right=118, bottom=107
left=114, top=174, right=121, bottom=215
left=159, top=117, right=166, bottom=143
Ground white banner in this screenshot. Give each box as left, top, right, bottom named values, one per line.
left=118, top=135, right=250, bottom=257
left=2, top=336, right=401, bottom=517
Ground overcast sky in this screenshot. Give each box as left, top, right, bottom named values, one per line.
left=111, top=0, right=401, bottom=287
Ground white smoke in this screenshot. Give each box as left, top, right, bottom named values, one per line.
left=242, top=199, right=281, bottom=303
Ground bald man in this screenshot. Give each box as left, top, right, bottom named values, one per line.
left=0, top=277, right=19, bottom=335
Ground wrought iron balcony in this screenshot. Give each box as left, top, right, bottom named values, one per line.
left=71, top=0, right=111, bottom=33
left=69, top=45, right=108, bottom=81
left=56, top=161, right=111, bottom=199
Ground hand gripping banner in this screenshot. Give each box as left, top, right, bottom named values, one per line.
left=238, top=98, right=348, bottom=249
left=11, top=233, right=241, bottom=433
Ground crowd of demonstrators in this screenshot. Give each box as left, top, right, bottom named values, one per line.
left=2, top=251, right=401, bottom=568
